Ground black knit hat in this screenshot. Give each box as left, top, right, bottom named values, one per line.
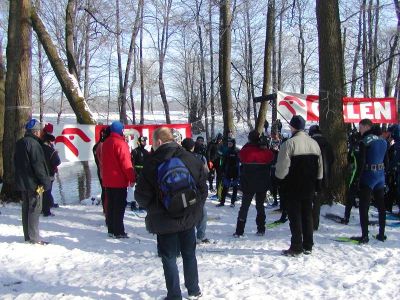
left=248, top=130, right=260, bottom=143
left=289, top=115, right=306, bottom=130
left=182, top=138, right=195, bottom=151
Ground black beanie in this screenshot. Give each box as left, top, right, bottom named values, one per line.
left=289, top=115, right=306, bottom=130
left=182, top=138, right=195, bottom=151
left=248, top=130, right=260, bottom=143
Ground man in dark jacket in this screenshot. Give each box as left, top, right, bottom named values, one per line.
left=234, top=130, right=274, bottom=237
left=131, top=136, right=150, bottom=178
left=216, top=138, right=240, bottom=207
left=135, top=127, right=207, bottom=300
left=275, top=115, right=323, bottom=256
left=41, top=127, right=61, bottom=217
left=308, top=125, right=334, bottom=230
left=206, top=133, right=223, bottom=192
left=93, top=126, right=111, bottom=215
left=15, top=119, right=51, bottom=244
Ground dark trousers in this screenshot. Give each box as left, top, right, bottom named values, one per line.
left=220, top=179, right=238, bottom=205
left=271, top=172, right=279, bottom=203
left=208, top=168, right=215, bottom=190
left=235, top=192, right=266, bottom=235
left=279, top=189, right=288, bottom=221
left=22, top=191, right=42, bottom=242
left=286, top=194, right=313, bottom=251
left=312, top=192, right=321, bottom=230
left=359, top=185, right=386, bottom=238
left=158, top=227, right=200, bottom=300
left=105, top=188, right=127, bottom=236
left=42, top=181, right=54, bottom=216
left=344, top=184, right=358, bottom=221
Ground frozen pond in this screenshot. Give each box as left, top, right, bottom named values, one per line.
left=53, top=162, right=101, bottom=204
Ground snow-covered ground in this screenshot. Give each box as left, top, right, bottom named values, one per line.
left=0, top=195, right=399, bottom=299
left=2, top=111, right=396, bottom=299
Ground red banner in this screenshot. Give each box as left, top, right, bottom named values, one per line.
left=277, top=91, right=397, bottom=124
left=54, top=123, right=191, bottom=163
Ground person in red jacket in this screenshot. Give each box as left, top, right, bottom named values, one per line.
left=100, top=121, right=135, bottom=238
left=234, top=130, right=274, bottom=237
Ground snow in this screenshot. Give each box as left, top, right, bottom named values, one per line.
left=0, top=197, right=399, bottom=299
left=5, top=111, right=397, bottom=299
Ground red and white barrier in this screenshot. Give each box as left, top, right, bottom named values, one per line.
left=53, top=123, right=191, bottom=163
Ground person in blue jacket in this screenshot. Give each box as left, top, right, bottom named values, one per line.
left=354, top=119, right=388, bottom=243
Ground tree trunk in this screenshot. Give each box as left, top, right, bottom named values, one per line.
left=116, top=0, right=143, bottom=124
left=116, top=0, right=123, bottom=116
left=2, top=0, right=32, bottom=200
left=57, top=90, right=64, bottom=125
left=83, top=0, right=91, bottom=101
left=277, top=0, right=286, bottom=92
left=195, top=0, right=209, bottom=140
left=139, top=0, right=145, bottom=124
left=209, top=0, right=215, bottom=137
left=362, top=0, right=369, bottom=97
left=0, top=41, right=5, bottom=180
left=316, top=0, right=347, bottom=204
left=255, top=0, right=274, bottom=133
left=386, top=0, right=400, bottom=97
left=158, top=0, right=172, bottom=124
left=66, top=0, right=79, bottom=81
left=38, top=39, right=44, bottom=122
left=271, top=3, right=277, bottom=124
left=384, top=34, right=398, bottom=97
left=245, top=0, right=257, bottom=126
left=297, top=0, right=306, bottom=94
left=350, top=7, right=363, bottom=97
left=219, top=0, right=234, bottom=135
left=31, top=8, right=96, bottom=124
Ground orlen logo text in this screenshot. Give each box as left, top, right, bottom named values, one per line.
left=55, top=128, right=91, bottom=157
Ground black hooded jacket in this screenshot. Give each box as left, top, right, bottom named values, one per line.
left=134, top=142, right=207, bottom=235
left=14, top=132, right=51, bottom=193
left=311, top=133, right=334, bottom=187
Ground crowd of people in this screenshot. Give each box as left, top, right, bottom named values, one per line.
left=13, top=115, right=400, bottom=300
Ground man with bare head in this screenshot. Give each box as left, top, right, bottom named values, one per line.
left=135, top=127, right=207, bottom=300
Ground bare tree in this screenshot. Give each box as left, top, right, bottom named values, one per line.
left=219, top=0, right=234, bottom=135
left=31, top=7, right=97, bottom=124
left=195, top=0, right=209, bottom=140
left=384, top=0, right=400, bottom=97
left=255, top=0, right=275, bottom=133
left=116, top=0, right=143, bottom=124
left=139, top=0, right=145, bottom=124
left=208, top=0, right=216, bottom=137
left=316, top=0, right=347, bottom=203
left=157, top=0, right=173, bottom=124
left=0, top=40, right=5, bottom=179
left=2, top=0, right=32, bottom=199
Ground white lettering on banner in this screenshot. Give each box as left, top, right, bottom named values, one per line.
left=346, top=103, right=359, bottom=119
left=359, top=102, right=374, bottom=119
left=277, top=91, right=397, bottom=124
left=374, top=101, right=391, bottom=120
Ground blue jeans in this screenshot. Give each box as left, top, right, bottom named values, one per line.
left=158, top=227, right=200, bottom=300
left=196, top=206, right=207, bottom=240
